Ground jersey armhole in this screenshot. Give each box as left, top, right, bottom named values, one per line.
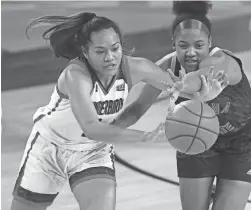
left=222, top=50, right=243, bottom=70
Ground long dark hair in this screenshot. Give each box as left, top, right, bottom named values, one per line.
left=26, top=12, right=124, bottom=60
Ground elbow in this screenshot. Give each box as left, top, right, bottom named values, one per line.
left=81, top=121, right=100, bottom=140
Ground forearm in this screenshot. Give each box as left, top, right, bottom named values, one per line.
left=72, top=104, right=147, bottom=144
left=111, top=103, right=150, bottom=128
left=136, top=58, right=174, bottom=91
left=111, top=82, right=162, bottom=128
left=180, top=91, right=215, bottom=102
left=111, top=112, right=140, bottom=128
left=85, top=121, right=146, bottom=144
left=191, top=92, right=221, bottom=102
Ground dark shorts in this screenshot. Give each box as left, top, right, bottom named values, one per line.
left=177, top=121, right=251, bottom=182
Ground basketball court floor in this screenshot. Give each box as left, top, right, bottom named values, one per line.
left=2, top=1, right=251, bottom=210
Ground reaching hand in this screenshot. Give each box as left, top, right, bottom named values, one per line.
left=166, top=68, right=186, bottom=84
left=163, top=69, right=186, bottom=114
left=193, top=66, right=229, bottom=102
left=143, top=123, right=167, bottom=143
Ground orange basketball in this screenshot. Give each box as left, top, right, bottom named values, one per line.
left=165, top=100, right=219, bottom=155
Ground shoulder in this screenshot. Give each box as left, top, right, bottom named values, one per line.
left=66, top=59, right=91, bottom=76
left=209, top=47, right=242, bottom=85
left=210, top=47, right=239, bottom=66
left=123, top=55, right=150, bottom=74
left=126, top=55, right=162, bottom=75
left=125, top=55, right=146, bottom=65
left=58, top=59, right=93, bottom=96
left=126, top=55, right=166, bottom=69
left=123, top=55, right=162, bottom=87
left=62, top=59, right=93, bottom=85
left=121, top=55, right=149, bottom=88
left=156, top=52, right=176, bottom=70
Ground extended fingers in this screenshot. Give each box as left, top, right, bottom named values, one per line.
left=206, top=66, right=214, bottom=81
left=200, top=75, right=208, bottom=86
left=167, top=69, right=179, bottom=82
left=215, top=70, right=227, bottom=82
left=179, top=69, right=186, bottom=80
left=199, top=75, right=210, bottom=95
left=221, top=80, right=229, bottom=89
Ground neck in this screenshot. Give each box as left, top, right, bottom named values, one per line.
left=96, top=73, right=116, bottom=87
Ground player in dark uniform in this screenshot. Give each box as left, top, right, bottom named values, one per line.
left=113, top=1, right=251, bottom=210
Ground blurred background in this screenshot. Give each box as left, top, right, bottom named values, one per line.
left=2, top=1, right=251, bottom=210
left=2, top=1, right=251, bottom=90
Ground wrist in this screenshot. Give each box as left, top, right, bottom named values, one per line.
left=141, top=131, right=150, bottom=143
left=192, top=93, right=207, bottom=102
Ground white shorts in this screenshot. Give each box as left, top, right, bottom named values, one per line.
left=12, top=127, right=116, bottom=206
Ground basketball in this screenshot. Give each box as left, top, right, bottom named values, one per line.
left=165, top=100, right=220, bottom=155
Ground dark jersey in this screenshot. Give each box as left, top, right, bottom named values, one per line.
left=161, top=48, right=251, bottom=137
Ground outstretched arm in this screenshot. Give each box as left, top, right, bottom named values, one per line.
left=111, top=82, right=162, bottom=128
left=64, top=63, right=166, bottom=144
left=112, top=56, right=176, bottom=128
left=112, top=53, right=231, bottom=129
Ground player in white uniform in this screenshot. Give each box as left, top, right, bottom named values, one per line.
left=11, top=12, right=226, bottom=210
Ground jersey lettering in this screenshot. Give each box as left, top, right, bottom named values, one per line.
left=220, top=122, right=236, bottom=134
left=94, top=99, right=124, bottom=115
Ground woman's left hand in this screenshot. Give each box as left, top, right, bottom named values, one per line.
left=193, top=66, right=229, bottom=102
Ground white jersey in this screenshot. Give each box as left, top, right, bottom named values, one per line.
left=33, top=59, right=129, bottom=151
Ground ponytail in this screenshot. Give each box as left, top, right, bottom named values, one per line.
left=26, top=13, right=96, bottom=59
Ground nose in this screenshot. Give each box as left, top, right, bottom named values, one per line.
left=186, top=47, right=196, bottom=57
left=104, top=50, right=114, bottom=62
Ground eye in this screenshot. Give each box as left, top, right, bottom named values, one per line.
left=178, top=44, right=188, bottom=49
left=112, top=46, right=119, bottom=52
left=195, top=43, right=205, bottom=49
left=96, top=50, right=104, bottom=54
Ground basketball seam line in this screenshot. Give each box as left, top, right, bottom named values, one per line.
left=165, top=118, right=219, bottom=135
left=180, top=103, right=216, bottom=119
left=168, top=134, right=207, bottom=150
left=185, top=103, right=204, bottom=153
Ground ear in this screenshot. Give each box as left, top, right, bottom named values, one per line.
left=81, top=46, right=88, bottom=59
left=209, top=37, right=212, bottom=48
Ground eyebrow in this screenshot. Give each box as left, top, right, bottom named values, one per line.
left=94, top=42, right=120, bottom=49
left=195, top=41, right=206, bottom=43
left=178, top=41, right=188, bottom=44
left=178, top=40, right=205, bottom=44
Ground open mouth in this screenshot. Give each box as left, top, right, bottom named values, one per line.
left=105, top=64, right=116, bottom=68
left=185, top=59, right=197, bottom=64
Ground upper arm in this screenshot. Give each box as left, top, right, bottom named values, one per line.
left=64, top=64, right=99, bottom=134
left=199, top=49, right=242, bottom=85
left=126, top=56, right=174, bottom=90
left=124, top=81, right=162, bottom=111
left=122, top=56, right=172, bottom=115
left=156, top=52, right=174, bottom=71
left=211, top=49, right=242, bottom=85
left=223, top=52, right=242, bottom=85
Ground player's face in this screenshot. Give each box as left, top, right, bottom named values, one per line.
left=174, top=29, right=211, bottom=72
left=84, top=28, right=123, bottom=77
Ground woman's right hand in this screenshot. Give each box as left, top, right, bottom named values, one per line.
left=143, top=123, right=167, bottom=143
